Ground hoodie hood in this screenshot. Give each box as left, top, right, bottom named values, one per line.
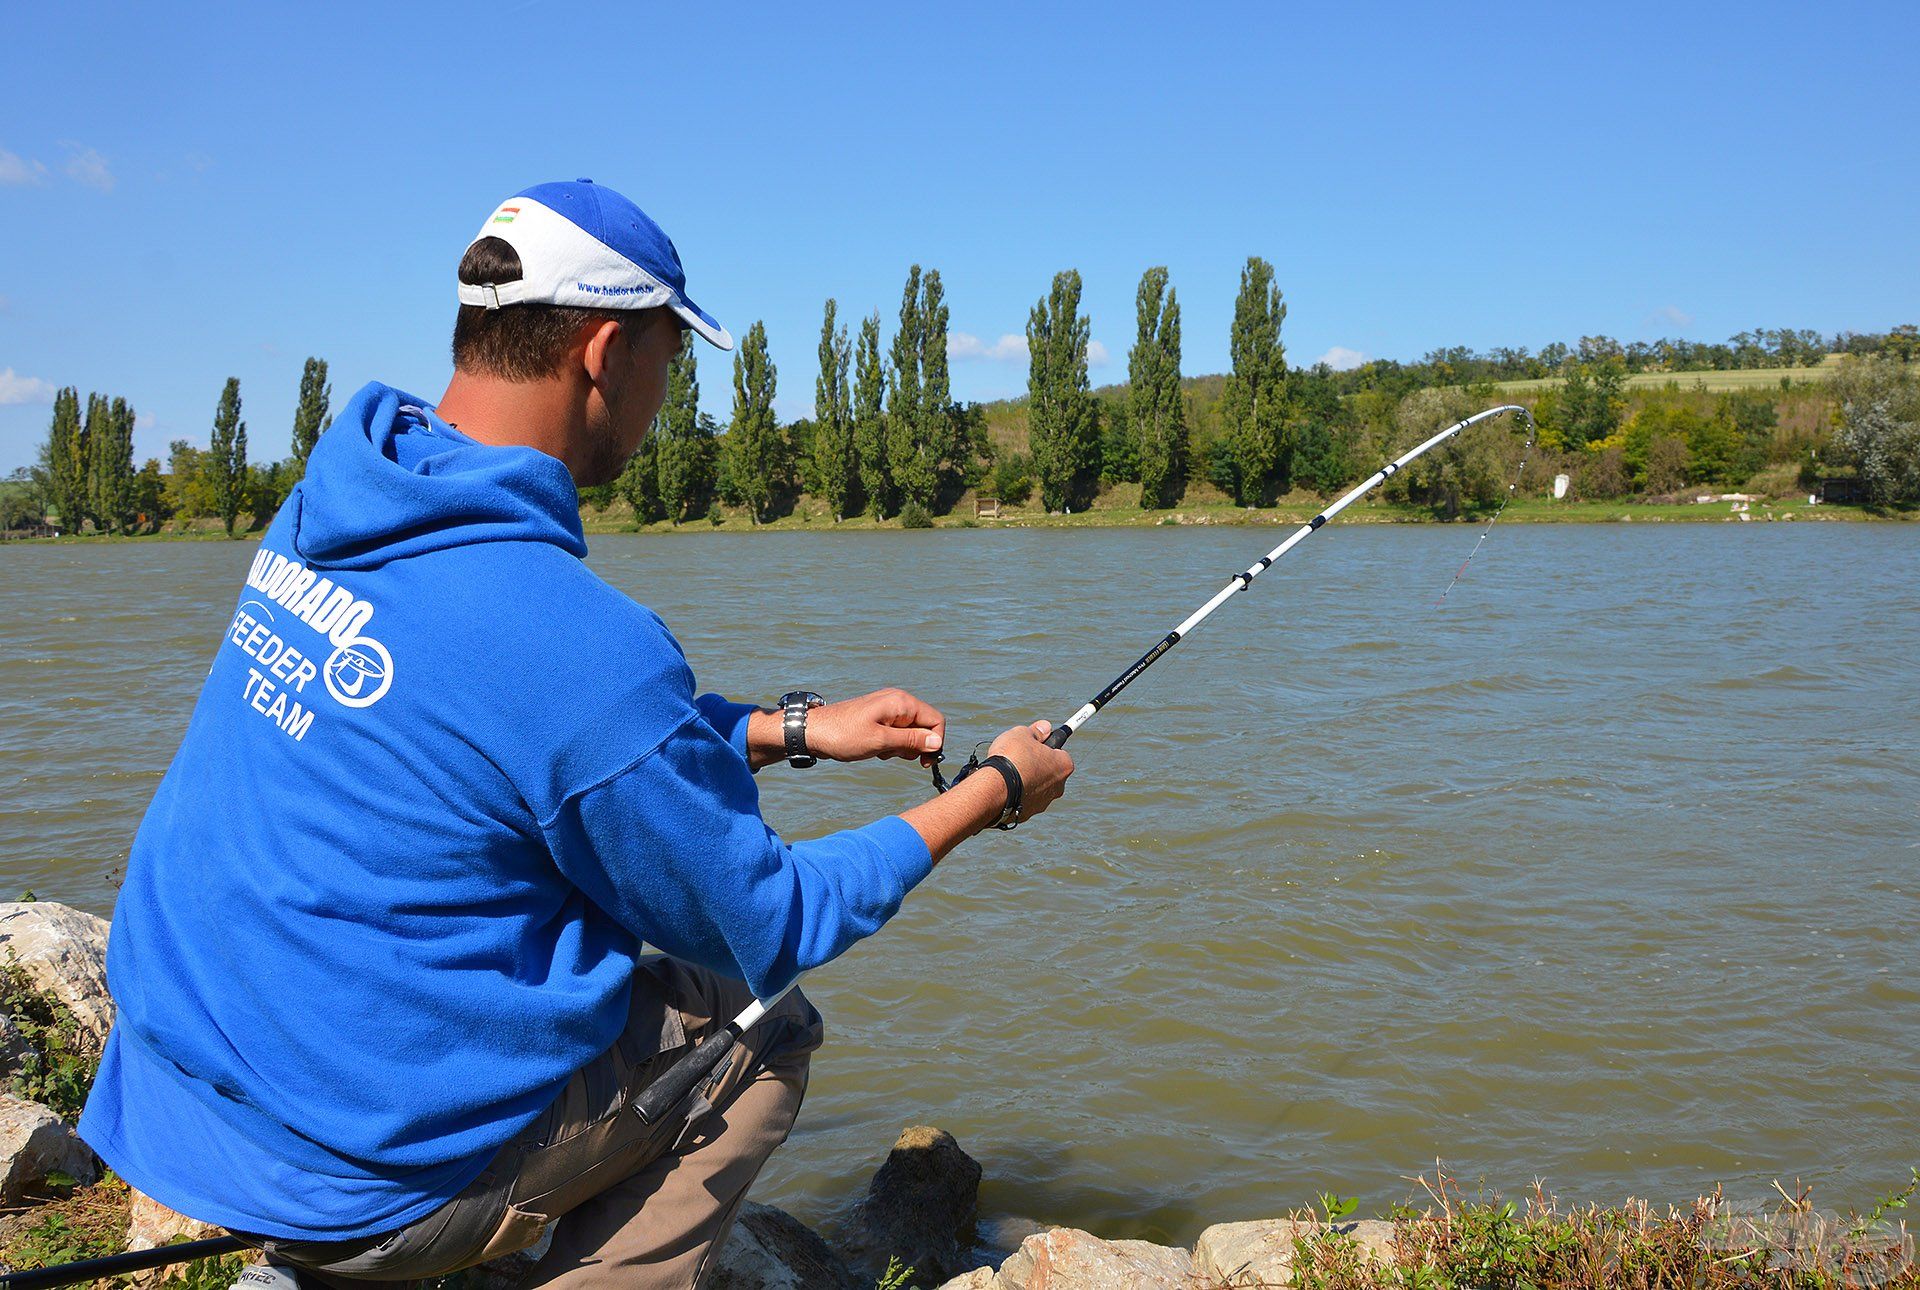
left=293, top=382, right=586, bottom=570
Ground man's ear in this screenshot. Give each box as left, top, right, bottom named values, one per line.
left=580, top=318, right=627, bottom=388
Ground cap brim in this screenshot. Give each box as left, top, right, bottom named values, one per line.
left=672, top=297, right=732, bottom=351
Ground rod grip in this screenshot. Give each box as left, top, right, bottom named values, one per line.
left=1044, top=724, right=1072, bottom=749
left=632, top=1024, right=739, bottom=1125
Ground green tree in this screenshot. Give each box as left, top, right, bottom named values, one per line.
left=290, top=357, right=332, bottom=474
left=1217, top=257, right=1288, bottom=505
left=853, top=312, right=891, bottom=517
left=1558, top=358, right=1628, bottom=447
left=616, top=432, right=661, bottom=523
left=726, top=321, right=780, bottom=523
left=1098, top=400, right=1137, bottom=483
left=654, top=337, right=705, bottom=522
left=1026, top=269, right=1098, bottom=512
left=89, top=396, right=137, bottom=533
left=886, top=266, right=938, bottom=510
left=919, top=268, right=961, bottom=503
left=1830, top=356, right=1920, bottom=504
left=131, top=457, right=166, bottom=531
left=40, top=389, right=88, bottom=532
left=1286, top=367, right=1349, bottom=495
left=207, top=377, right=249, bottom=536
left=811, top=298, right=856, bottom=519
left=1130, top=267, right=1186, bottom=507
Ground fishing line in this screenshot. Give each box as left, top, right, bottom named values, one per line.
left=631, top=404, right=1535, bottom=1128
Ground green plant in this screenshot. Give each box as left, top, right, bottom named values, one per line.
left=874, top=1255, right=919, bottom=1290
left=2, top=957, right=99, bottom=1120
left=0, top=1177, right=130, bottom=1270
left=898, top=501, right=933, bottom=528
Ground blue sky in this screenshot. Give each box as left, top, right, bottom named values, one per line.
left=2, top=1, right=1915, bottom=473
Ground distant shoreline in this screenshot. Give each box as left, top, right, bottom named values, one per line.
left=2, top=496, right=1910, bottom=546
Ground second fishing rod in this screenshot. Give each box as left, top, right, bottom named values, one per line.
left=632, top=402, right=1535, bottom=1126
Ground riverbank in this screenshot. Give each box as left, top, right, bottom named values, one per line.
left=589, top=492, right=1908, bottom=536
left=4, top=488, right=1911, bottom=545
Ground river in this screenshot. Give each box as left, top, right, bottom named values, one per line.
left=2, top=524, right=1916, bottom=1246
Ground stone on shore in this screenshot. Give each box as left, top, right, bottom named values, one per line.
left=1193, top=1217, right=1398, bottom=1284
left=707, top=1201, right=858, bottom=1289
left=124, top=1189, right=231, bottom=1285
left=0, top=902, right=115, bottom=1050
left=987, top=1227, right=1195, bottom=1288
left=849, top=1125, right=982, bottom=1284
left=0, top=1094, right=98, bottom=1202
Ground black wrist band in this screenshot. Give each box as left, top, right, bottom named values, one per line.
left=977, top=754, right=1023, bottom=830
left=778, top=691, right=823, bottom=768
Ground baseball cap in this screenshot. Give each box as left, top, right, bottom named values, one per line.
left=457, top=179, right=733, bottom=351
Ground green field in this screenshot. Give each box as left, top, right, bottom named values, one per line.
left=1492, top=356, right=1843, bottom=395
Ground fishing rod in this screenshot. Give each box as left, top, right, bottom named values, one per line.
left=634, top=403, right=1534, bottom=1126
left=5, top=409, right=1535, bottom=1290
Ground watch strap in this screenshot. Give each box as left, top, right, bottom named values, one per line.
left=977, top=754, right=1024, bottom=830
left=778, top=691, right=822, bottom=768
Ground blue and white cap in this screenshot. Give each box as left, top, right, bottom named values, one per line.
left=458, top=179, right=733, bottom=351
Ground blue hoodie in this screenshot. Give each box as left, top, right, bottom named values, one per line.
left=79, top=382, right=934, bottom=1240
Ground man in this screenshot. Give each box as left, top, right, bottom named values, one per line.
left=79, top=179, right=1073, bottom=1287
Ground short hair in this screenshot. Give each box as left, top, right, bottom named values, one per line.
left=451, top=237, right=657, bottom=380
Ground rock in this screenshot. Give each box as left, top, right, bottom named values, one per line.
left=850, top=1126, right=982, bottom=1284
left=1193, top=1218, right=1398, bottom=1285
left=124, top=1189, right=229, bottom=1286
left=0, top=902, right=115, bottom=1050
left=706, top=1201, right=858, bottom=1289
left=0, top=1094, right=98, bottom=1201
left=932, top=1271, right=997, bottom=1290
left=990, top=1228, right=1194, bottom=1289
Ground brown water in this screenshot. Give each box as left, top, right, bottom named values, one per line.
left=2, top=526, right=1917, bottom=1244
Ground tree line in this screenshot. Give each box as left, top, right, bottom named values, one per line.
left=10, top=267, right=1918, bottom=537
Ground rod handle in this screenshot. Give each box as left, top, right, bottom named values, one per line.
left=1044, top=724, right=1072, bottom=749
left=632, top=1024, right=739, bottom=1125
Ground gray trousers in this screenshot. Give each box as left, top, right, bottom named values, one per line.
left=251, top=957, right=822, bottom=1289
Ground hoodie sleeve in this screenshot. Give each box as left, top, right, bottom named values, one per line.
left=538, top=714, right=934, bottom=999
left=692, top=693, right=759, bottom=759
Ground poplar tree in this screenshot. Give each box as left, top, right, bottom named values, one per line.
left=654, top=337, right=705, bottom=522
left=1026, top=269, right=1098, bottom=512
left=616, top=430, right=661, bottom=523
left=727, top=321, right=779, bottom=523
left=208, top=377, right=249, bottom=537
left=886, top=266, right=938, bottom=509
left=1132, top=267, right=1187, bottom=508
left=853, top=313, right=891, bottom=518
left=42, top=387, right=83, bottom=532
left=1217, top=256, right=1288, bottom=505
left=811, top=299, right=856, bottom=519
left=75, top=394, right=109, bottom=532
left=919, top=268, right=956, bottom=500
left=291, top=357, right=332, bottom=472
left=91, top=396, right=137, bottom=533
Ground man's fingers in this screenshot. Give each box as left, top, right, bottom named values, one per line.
left=1030, top=719, right=1052, bottom=740
left=875, top=690, right=944, bottom=752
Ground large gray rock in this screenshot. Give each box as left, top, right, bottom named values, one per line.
left=707, top=1202, right=858, bottom=1289
left=989, top=1228, right=1194, bottom=1289
left=1193, top=1218, right=1397, bottom=1285
left=0, top=1094, right=98, bottom=1201
left=0, top=902, right=115, bottom=1050
left=849, top=1126, right=982, bottom=1284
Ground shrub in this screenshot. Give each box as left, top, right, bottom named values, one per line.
left=2, top=958, right=99, bottom=1121
left=899, top=501, right=933, bottom=529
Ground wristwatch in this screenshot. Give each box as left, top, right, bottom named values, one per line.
left=778, top=691, right=825, bottom=768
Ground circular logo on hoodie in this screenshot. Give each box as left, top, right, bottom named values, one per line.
left=323, top=636, right=393, bottom=708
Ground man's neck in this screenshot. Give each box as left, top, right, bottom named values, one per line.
left=435, top=371, right=592, bottom=481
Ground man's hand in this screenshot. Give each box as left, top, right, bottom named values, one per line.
left=806, top=688, right=946, bottom=765
left=984, top=720, right=1074, bottom=824
left=744, top=688, right=944, bottom=771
